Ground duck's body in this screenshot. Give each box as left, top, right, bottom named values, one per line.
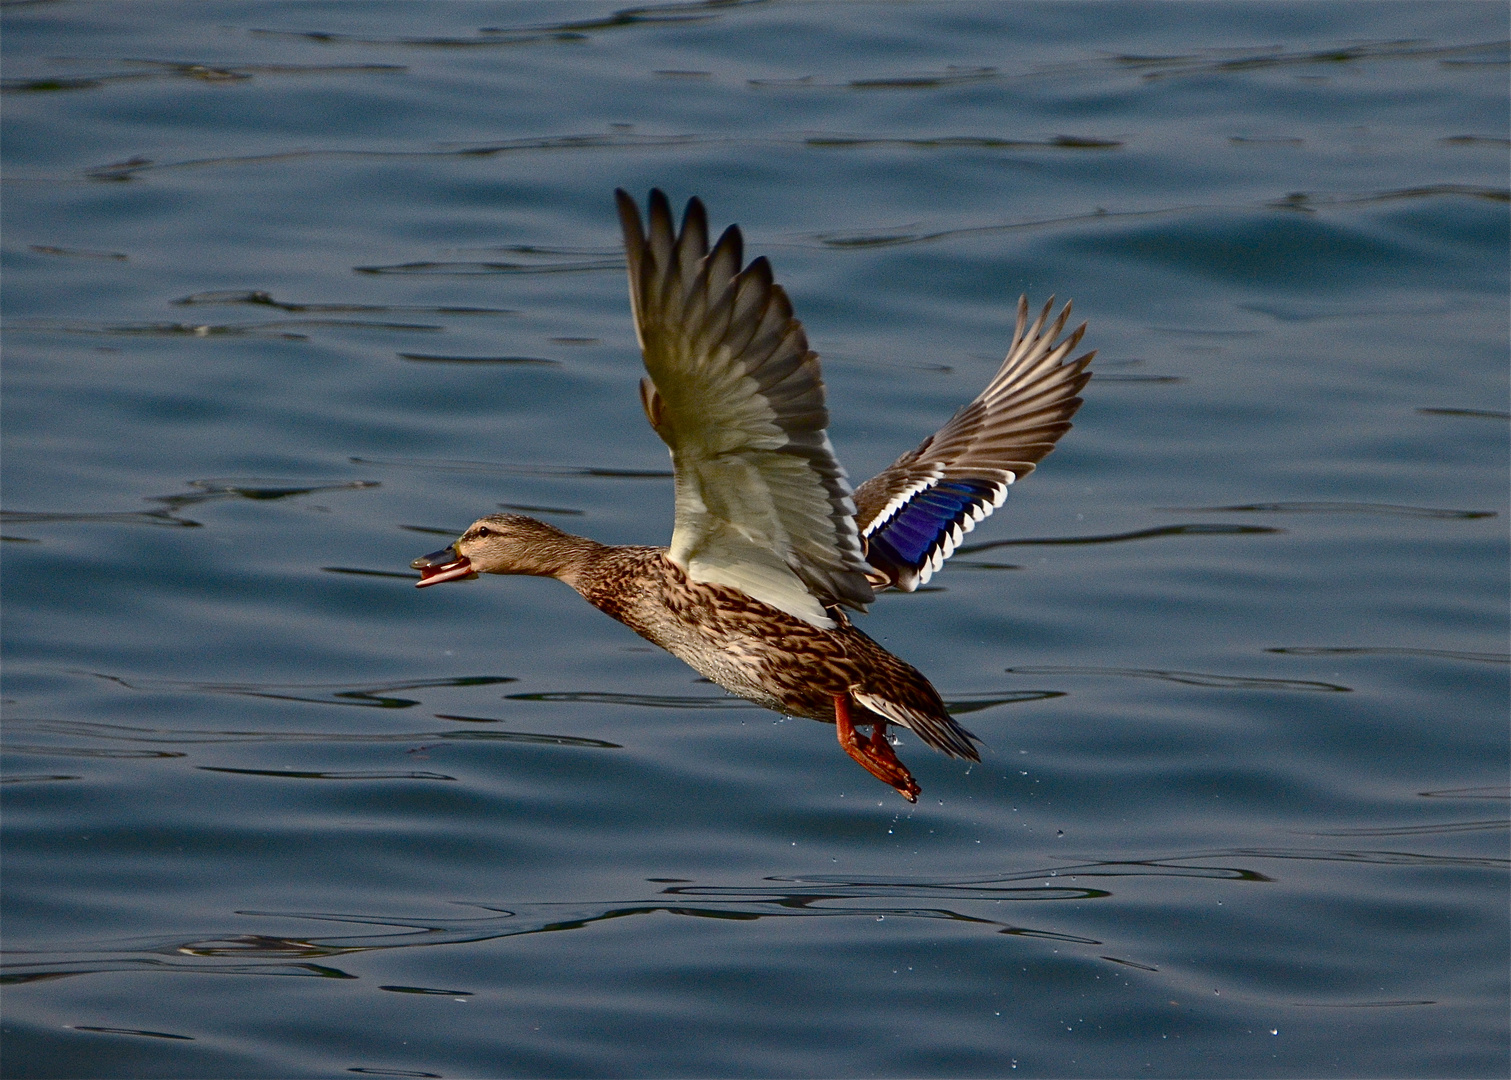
left=414, top=190, right=1093, bottom=801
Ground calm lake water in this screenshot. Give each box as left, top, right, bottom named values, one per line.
left=2, top=3, right=1507, bottom=1077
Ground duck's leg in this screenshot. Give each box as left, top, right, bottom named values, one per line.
left=833, top=693, right=920, bottom=803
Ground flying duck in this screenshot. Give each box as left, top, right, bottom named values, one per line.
left=413, top=189, right=1093, bottom=801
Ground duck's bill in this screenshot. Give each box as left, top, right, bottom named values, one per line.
left=411, top=547, right=477, bottom=588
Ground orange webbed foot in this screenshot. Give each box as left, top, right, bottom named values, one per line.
left=834, top=693, right=921, bottom=803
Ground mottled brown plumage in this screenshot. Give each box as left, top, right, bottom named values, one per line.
left=412, top=190, right=1093, bottom=801
left=412, top=515, right=975, bottom=801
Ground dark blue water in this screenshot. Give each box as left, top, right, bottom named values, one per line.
left=3, top=3, right=1507, bottom=1077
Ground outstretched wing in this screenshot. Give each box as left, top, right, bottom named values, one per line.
left=854, top=296, right=1094, bottom=592
left=616, top=189, right=874, bottom=628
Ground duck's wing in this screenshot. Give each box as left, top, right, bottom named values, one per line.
left=616, top=189, right=874, bottom=628
left=854, top=296, right=1094, bottom=592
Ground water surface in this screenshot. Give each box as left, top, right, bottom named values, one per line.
left=2, top=3, right=1507, bottom=1077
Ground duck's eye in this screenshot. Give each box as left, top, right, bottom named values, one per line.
left=475, top=526, right=491, bottom=538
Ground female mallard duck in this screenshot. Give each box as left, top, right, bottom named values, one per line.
left=414, top=189, right=1093, bottom=802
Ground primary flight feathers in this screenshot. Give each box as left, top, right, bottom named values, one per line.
left=616, top=189, right=1093, bottom=619
left=616, top=188, right=874, bottom=627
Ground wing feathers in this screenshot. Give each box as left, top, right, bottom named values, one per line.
left=617, top=189, right=874, bottom=626
left=618, top=190, right=1094, bottom=615
left=854, top=295, right=1093, bottom=591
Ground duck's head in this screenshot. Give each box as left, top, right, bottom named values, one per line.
left=411, top=513, right=579, bottom=587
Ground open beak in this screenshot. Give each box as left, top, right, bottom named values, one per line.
left=411, top=546, right=477, bottom=587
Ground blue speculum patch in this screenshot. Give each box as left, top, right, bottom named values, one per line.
left=869, top=480, right=1004, bottom=568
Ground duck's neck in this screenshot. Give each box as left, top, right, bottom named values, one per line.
left=512, top=529, right=607, bottom=590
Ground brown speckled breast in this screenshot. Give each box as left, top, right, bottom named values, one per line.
left=572, top=547, right=945, bottom=725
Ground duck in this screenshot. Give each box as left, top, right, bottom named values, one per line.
left=413, top=189, right=1093, bottom=802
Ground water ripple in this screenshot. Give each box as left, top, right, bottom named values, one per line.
left=398, top=353, right=561, bottom=365
left=8, top=317, right=443, bottom=336
left=1161, top=501, right=1497, bottom=520
left=956, top=523, right=1280, bottom=553
left=351, top=455, right=672, bottom=479
left=506, top=691, right=754, bottom=709
left=3, top=479, right=379, bottom=529
left=246, top=0, right=763, bottom=48
left=1416, top=406, right=1511, bottom=420
left=2, top=59, right=405, bottom=94
left=9, top=847, right=1498, bottom=986
left=83, top=673, right=515, bottom=709
left=8, top=718, right=620, bottom=751
left=1005, top=666, right=1352, bottom=692
left=1294, top=820, right=1507, bottom=837
left=197, top=767, right=459, bottom=781
left=173, top=289, right=512, bottom=316
left=1267, top=646, right=1509, bottom=664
